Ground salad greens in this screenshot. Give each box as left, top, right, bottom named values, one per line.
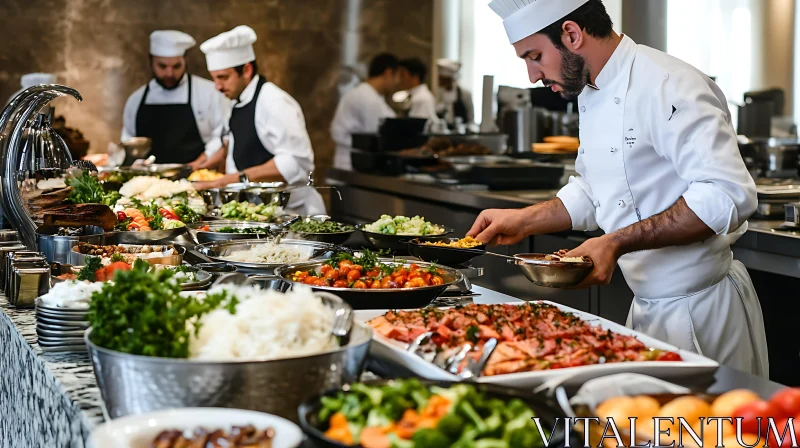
left=77, top=256, right=103, bottom=281
left=172, top=203, right=201, bottom=224
left=364, top=215, right=446, bottom=236
left=319, top=379, right=545, bottom=448
left=219, top=200, right=282, bottom=222
left=289, top=220, right=354, bottom=234
left=66, top=172, right=121, bottom=206
left=87, top=260, right=234, bottom=358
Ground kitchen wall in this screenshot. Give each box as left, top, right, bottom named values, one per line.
left=0, top=0, right=434, bottom=172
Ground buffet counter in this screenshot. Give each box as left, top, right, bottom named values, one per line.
left=0, top=287, right=787, bottom=447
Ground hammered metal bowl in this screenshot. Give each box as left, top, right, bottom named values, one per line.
left=510, top=253, right=594, bottom=288
left=86, top=293, right=372, bottom=422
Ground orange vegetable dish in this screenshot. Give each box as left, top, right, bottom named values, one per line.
left=291, top=261, right=445, bottom=290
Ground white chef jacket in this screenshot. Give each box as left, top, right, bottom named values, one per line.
left=436, top=84, right=474, bottom=125
left=331, top=82, right=396, bottom=170
left=407, top=84, right=438, bottom=120
left=226, top=75, right=325, bottom=216
left=556, top=35, right=768, bottom=376
left=122, top=74, right=230, bottom=156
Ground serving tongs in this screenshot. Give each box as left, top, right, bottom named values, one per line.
left=407, top=332, right=498, bottom=380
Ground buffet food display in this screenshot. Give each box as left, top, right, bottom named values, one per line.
left=363, top=215, right=446, bottom=236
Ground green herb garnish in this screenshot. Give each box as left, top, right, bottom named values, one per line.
left=466, top=325, right=480, bottom=343
left=77, top=256, right=102, bottom=281
left=109, top=253, right=126, bottom=263
left=66, top=172, right=120, bottom=206
left=289, top=220, right=354, bottom=234
left=215, top=226, right=274, bottom=234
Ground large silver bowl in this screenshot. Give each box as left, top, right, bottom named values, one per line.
left=85, top=293, right=372, bottom=422
left=222, top=182, right=291, bottom=208
left=194, top=239, right=334, bottom=272
left=510, top=253, right=594, bottom=288
left=68, top=244, right=185, bottom=267
left=104, top=227, right=188, bottom=244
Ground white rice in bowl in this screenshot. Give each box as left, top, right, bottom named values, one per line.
left=39, top=280, right=104, bottom=309
left=220, top=242, right=309, bottom=264
left=188, top=285, right=337, bottom=361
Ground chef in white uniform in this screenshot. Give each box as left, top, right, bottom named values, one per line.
left=331, top=53, right=399, bottom=170
left=122, top=30, right=229, bottom=167
left=6, top=73, right=58, bottom=105
left=196, top=25, right=325, bottom=216
left=470, top=0, right=768, bottom=376
left=397, top=58, right=437, bottom=120
left=435, top=59, right=474, bottom=127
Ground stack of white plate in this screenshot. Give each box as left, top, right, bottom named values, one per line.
left=35, top=301, right=88, bottom=353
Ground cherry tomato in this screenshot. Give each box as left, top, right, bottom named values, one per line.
left=423, top=273, right=432, bottom=283
left=304, top=276, right=320, bottom=285
left=655, top=351, right=682, bottom=362
left=314, top=279, right=327, bottom=287
left=408, top=271, right=422, bottom=280
left=350, top=264, right=363, bottom=273
left=409, top=264, right=420, bottom=271
left=339, top=265, right=351, bottom=276
left=295, top=272, right=309, bottom=281
left=320, top=265, right=333, bottom=274
left=734, top=400, right=786, bottom=435
left=371, top=280, right=382, bottom=289
left=413, top=278, right=427, bottom=288
left=338, top=260, right=353, bottom=268
left=347, top=270, right=361, bottom=282
left=353, top=280, right=367, bottom=289
left=431, top=276, right=444, bottom=286
left=403, top=281, right=414, bottom=289
left=394, top=268, right=408, bottom=277
left=366, top=270, right=380, bottom=278
left=771, top=389, right=800, bottom=418
left=393, top=275, right=407, bottom=286
left=116, top=211, right=127, bottom=221
left=381, top=276, right=394, bottom=288
left=324, top=270, right=340, bottom=281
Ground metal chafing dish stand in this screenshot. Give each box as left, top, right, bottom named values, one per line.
left=0, top=83, right=83, bottom=250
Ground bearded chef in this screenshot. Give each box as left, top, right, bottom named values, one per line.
left=195, top=25, right=325, bottom=216
left=331, top=53, right=399, bottom=170
left=122, top=30, right=229, bottom=167
left=470, top=0, right=768, bottom=376
left=435, top=59, right=474, bottom=127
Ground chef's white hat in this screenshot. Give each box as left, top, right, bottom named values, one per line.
left=489, top=0, right=589, bottom=44
left=150, top=30, right=196, bottom=57
left=200, top=25, right=257, bottom=72
left=437, top=59, right=462, bottom=78
left=21, top=73, right=57, bottom=89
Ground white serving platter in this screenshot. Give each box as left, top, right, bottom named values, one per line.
left=90, top=407, right=303, bottom=448
left=356, top=300, right=719, bottom=389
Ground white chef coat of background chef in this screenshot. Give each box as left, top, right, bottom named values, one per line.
left=6, top=73, right=57, bottom=106
left=331, top=82, right=396, bottom=170
left=555, top=35, right=768, bottom=377
left=407, top=84, right=438, bottom=120
left=223, top=75, right=325, bottom=216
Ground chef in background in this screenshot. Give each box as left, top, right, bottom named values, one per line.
left=435, top=59, right=474, bottom=128
left=196, top=25, right=325, bottom=216
left=122, top=30, right=229, bottom=167
left=6, top=73, right=57, bottom=105
left=470, top=0, right=767, bottom=376
left=330, top=53, right=399, bottom=170
left=397, top=58, right=437, bottom=120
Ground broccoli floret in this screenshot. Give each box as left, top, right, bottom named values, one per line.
left=430, top=385, right=472, bottom=405
left=503, top=399, right=531, bottom=421
left=474, top=439, right=509, bottom=448
left=504, top=410, right=535, bottom=434
left=451, top=427, right=480, bottom=448
left=366, top=408, right=393, bottom=429
left=388, top=433, right=415, bottom=448
left=482, top=410, right=504, bottom=437
left=318, top=393, right=345, bottom=422
left=507, top=427, right=543, bottom=448
left=351, top=383, right=384, bottom=406
left=411, top=428, right=451, bottom=448
left=341, top=393, right=365, bottom=420
left=437, top=412, right=466, bottom=440
left=459, top=401, right=487, bottom=433
left=381, top=389, right=415, bottom=421
left=411, top=389, right=430, bottom=410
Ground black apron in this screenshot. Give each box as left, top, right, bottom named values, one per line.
left=453, top=86, right=469, bottom=123
left=229, top=76, right=274, bottom=170
left=135, top=74, right=205, bottom=164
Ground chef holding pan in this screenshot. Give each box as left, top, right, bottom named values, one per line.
left=195, top=25, right=325, bottom=216
left=122, top=30, right=229, bottom=167
left=469, top=0, right=768, bottom=376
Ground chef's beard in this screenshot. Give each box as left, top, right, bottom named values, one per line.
left=154, top=72, right=184, bottom=90
left=542, top=48, right=589, bottom=100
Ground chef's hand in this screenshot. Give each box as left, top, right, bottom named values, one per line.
left=564, top=235, right=622, bottom=287
left=192, top=179, right=225, bottom=191
left=467, top=209, right=532, bottom=246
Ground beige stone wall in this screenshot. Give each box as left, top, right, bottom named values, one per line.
left=0, top=0, right=434, bottom=173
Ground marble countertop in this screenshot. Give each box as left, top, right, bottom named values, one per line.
left=0, top=300, right=104, bottom=427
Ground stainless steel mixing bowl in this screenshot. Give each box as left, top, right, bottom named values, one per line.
left=510, top=253, right=594, bottom=288
left=85, top=292, right=372, bottom=422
